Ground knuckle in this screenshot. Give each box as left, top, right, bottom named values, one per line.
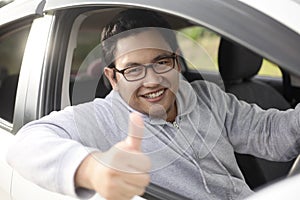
left=142, top=174, right=151, bottom=186
left=138, top=187, right=146, bottom=196
left=134, top=173, right=150, bottom=187
left=106, top=167, right=119, bottom=177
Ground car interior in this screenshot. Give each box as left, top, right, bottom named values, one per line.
left=66, top=8, right=300, bottom=192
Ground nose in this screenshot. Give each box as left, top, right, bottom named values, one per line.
left=142, top=67, right=162, bottom=87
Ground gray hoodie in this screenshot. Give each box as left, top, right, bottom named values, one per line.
left=7, top=80, right=300, bottom=200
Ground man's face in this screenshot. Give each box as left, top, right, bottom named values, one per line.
left=105, top=29, right=181, bottom=121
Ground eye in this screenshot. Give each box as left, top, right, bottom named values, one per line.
left=124, top=66, right=143, bottom=75
left=157, top=57, right=173, bottom=66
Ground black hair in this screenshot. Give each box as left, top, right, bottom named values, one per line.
left=100, top=9, right=179, bottom=68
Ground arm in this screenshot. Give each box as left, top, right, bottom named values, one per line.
left=7, top=101, right=150, bottom=199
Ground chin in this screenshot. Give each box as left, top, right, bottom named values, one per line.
left=147, top=104, right=168, bottom=120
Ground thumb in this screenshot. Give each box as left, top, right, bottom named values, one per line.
left=125, top=112, right=144, bottom=151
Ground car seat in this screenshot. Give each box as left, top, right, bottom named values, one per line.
left=218, top=38, right=293, bottom=189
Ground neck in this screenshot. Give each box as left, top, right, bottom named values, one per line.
left=166, top=102, right=177, bottom=122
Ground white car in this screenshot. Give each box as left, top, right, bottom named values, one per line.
left=1, top=0, right=300, bottom=199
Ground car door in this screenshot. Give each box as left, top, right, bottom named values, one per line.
left=0, top=15, right=34, bottom=200
left=0, top=1, right=79, bottom=200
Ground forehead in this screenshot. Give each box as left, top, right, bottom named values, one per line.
left=115, top=29, right=173, bottom=59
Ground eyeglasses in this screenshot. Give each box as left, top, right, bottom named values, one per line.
left=114, top=53, right=177, bottom=82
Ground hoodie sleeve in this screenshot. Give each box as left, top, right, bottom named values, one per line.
left=6, top=103, right=100, bottom=199
left=195, top=80, right=300, bottom=162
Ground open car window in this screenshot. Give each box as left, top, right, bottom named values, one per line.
left=68, top=9, right=225, bottom=105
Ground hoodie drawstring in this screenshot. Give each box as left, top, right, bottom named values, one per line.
left=187, top=115, right=237, bottom=193
left=157, top=122, right=212, bottom=194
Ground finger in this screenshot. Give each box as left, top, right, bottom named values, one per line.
left=124, top=173, right=150, bottom=188
left=119, top=179, right=147, bottom=198
left=126, top=112, right=144, bottom=151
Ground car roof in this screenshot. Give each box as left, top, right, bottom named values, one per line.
left=238, top=0, right=300, bottom=34
left=0, top=0, right=45, bottom=25
left=44, top=0, right=300, bottom=35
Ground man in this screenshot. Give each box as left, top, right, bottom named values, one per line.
left=7, top=9, right=300, bottom=200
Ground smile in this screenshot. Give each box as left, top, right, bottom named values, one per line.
left=143, top=89, right=165, bottom=99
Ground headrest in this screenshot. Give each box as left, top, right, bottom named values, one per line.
left=218, top=38, right=263, bottom=82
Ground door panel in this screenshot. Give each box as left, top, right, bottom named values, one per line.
left=0, top=130, right=14, bottom=200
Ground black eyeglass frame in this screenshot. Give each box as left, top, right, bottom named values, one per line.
left=113, top=53, right=177, bottom=82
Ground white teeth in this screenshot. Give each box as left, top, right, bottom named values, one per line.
left=144, top=89, right=164, bottom=99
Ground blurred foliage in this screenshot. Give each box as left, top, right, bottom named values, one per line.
left=259, top=60, right=281, bottom=77
left=181, top=26, right=215, bottom=41
left=179, top=26, right=281, bottom=78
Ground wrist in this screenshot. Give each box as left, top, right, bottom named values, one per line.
left=75, top=152, right=102, bottom=190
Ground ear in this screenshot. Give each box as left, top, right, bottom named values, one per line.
left=104, top=67, right=118, bottom=90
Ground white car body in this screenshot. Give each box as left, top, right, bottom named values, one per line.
left=1, top=0, right=300, bottom=199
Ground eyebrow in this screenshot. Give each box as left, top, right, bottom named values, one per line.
left=124, top=53, right=174, bottom=68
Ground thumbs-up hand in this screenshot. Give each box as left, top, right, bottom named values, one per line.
left=76, top=113, right=151, bottom=200
left=125, top=112, right=144, bottom=151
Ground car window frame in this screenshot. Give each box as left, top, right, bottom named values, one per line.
left=0, top=18, right=35, bottom=132
left=52, top=5, right=300, bottom=199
